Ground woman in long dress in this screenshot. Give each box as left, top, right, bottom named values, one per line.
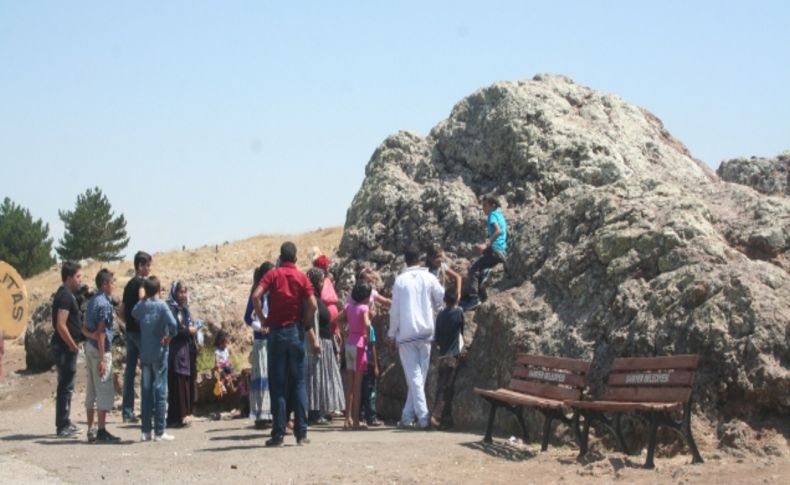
left=166, top=280, right=197, bottom=427
left=244, top=262, right=274, bottom=429
left=305, top=268, right=346, bottom=423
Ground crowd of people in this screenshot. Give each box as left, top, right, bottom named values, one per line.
left=48, top=195, right=508, bottom=444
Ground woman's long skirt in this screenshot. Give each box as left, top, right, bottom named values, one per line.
left=307, top=337, right=346, bottom=414
left=167, top=371, right=194, bottom=425
left=249, top=338, right=272, bottom=420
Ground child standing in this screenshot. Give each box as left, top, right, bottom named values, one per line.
left=83, top=268, right=121, bottom=443
left=341, top=281, right=372, bottom=430
left=462, top=195, right=507, bottom=311
left=214, top=331, right=236, bottom=393
left=132, top=276, right=178, bottom=442
left=356, top=268, right=388, bottom=427
left=431, top=289, right=465, bottom=429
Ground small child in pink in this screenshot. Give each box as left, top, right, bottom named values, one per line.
left=340, top=280, right=372, bottom=429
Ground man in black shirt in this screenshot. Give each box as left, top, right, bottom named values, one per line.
left=50, top=261, right=84, bottom=438
left=119, top=251, right=152, bottom=423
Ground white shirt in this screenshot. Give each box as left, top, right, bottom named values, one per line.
left=388, top=266, right=445, bottom=344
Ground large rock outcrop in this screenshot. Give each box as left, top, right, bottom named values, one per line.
left=718, top=151, right=790, bottom=196
left=336, top=74, right=790, bottom=453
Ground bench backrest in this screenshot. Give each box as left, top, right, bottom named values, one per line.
left=507, top=354, right=591, bottom=401
left=602, top=355, right=699, bottom=403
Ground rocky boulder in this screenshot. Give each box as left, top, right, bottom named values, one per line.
left=24, top=301, right=54, bottom=371
left=336, top=74, right=790, bottom=454
left=718, top=151, right=790, bottom=196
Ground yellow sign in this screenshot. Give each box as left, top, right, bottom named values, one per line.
left=0, top=261, right=29, bottom=339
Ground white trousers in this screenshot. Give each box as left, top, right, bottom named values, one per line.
left=398, top=340, right=432, bottom=427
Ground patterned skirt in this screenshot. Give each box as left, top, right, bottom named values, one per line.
left=249, top=339, right=272, bottom=420
left=307, top=337, right=346, bottom=414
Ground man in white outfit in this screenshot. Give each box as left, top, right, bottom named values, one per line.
left=388, top=247, right=445, bottom=429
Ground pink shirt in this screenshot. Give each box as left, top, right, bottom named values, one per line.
left=321, top=276, right=339, bottom=322
left=345, top=301, right=369, bottom=348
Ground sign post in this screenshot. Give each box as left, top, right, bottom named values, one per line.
left=0, top=261, right=30, bottom=379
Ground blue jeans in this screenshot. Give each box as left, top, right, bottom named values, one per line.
left=267, top=324, right=307, bottom=440
left=360, top=363, right=377, bottom=424
left=140, top=351, right=168, bottom=436
left=50, top=339, right=77, bottom=432
left=122, top=331, right=141, bottom=419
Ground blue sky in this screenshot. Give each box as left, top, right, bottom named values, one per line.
left=2, top=1, right=789, bottom=257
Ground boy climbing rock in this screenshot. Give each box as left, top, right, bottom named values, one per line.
left=461, top=195, right=507, bottom=311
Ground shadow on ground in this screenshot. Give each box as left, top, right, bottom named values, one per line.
left=460, top=440, right=538, bottom=462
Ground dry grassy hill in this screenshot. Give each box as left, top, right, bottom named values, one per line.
left=23, top=227, right=343, bottom=353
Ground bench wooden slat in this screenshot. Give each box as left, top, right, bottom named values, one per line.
left=611, top=355, right=699, bottom=372
left=564, top=399, right=683, bottom=413
left=474, top=388, right=565, bottom=409
left=517, top=354, right=592, bottom=374
left=512, top=366, right=586, bottom=388
left=607, top=370, right=695, bottom=387
left=601, top=386, right=691, bottom=403
left=508, top=378, right=582, bottom=401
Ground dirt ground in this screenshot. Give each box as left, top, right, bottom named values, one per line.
left=0, top=342, right=787, bottom=485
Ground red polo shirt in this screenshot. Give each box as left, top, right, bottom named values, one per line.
left=258, top=262, right=314, bottom=327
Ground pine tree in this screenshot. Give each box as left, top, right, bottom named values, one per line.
left=0, top=197, right=56, bottom=277
left=56, top=187, right=130, bottom=261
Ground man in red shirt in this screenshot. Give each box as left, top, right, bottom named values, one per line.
left=253, top=241, right=320, bottom=447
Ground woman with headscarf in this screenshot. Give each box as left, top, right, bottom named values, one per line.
left=244, top=262, right=274, bottom=429
left=306, top=267, right=346, bottom=423
left=166, top=280, right=197, bottom=427
left=312, top=255, right=340, bottom=330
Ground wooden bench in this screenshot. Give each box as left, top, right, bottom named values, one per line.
left=473, top=354, right=591, bottom=451
left=564, top=354, right=703, bottom=468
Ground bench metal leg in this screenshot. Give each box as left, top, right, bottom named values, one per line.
left=513, top=407, right=529, bottom=443
left=645, top=411, right=659, bottom=469
left=682, top=401, right=704, bottom=464
left=483, top=401, right=499, bottom=444
left=541, top=414, right=553, bottom=451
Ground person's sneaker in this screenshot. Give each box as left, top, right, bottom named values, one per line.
left=296, top=437, right=311, bottom=446
left=122, top=415, right=139, bottom=424
left=87, top=427, right=98, bottom=443
left=479, top=268, right=493, bottom=287
left=367, top=418, right=383, bottom=427
left=153, top=432, right=175, bottom=442
left=396, top=420, right=414, bottom=430
left=265, top=437, right=284, bottom=447
left=57, top=427, right=79, bottom=438
left=140, top=432, right=152, bottom=442
left=95, top=429, right=121, bottom=443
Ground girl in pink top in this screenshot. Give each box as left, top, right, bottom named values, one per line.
left=337, top=280, right=372, bottom=430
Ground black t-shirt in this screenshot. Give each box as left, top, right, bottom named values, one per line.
left=316, top=298, right=331, bottom=340
left=51, top=286, right=84, bottom=345
left=122, top=276, right=144, bottom=333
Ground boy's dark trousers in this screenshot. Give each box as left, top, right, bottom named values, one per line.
left=431, top=356, right=461, bottom=426
left=465, top=247, right=505, bottom=301
left=51, top=339, right=78, bottom=432
left=360, top=363, right=377, bottom=424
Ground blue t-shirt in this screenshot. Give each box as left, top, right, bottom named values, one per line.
left=487, top=208, right=507, bottom=253
left=132, top=298, right=178, bottom=365
left=366, top=325, right=377, bottom=364
left=86, top=292, right=114, bottom=351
